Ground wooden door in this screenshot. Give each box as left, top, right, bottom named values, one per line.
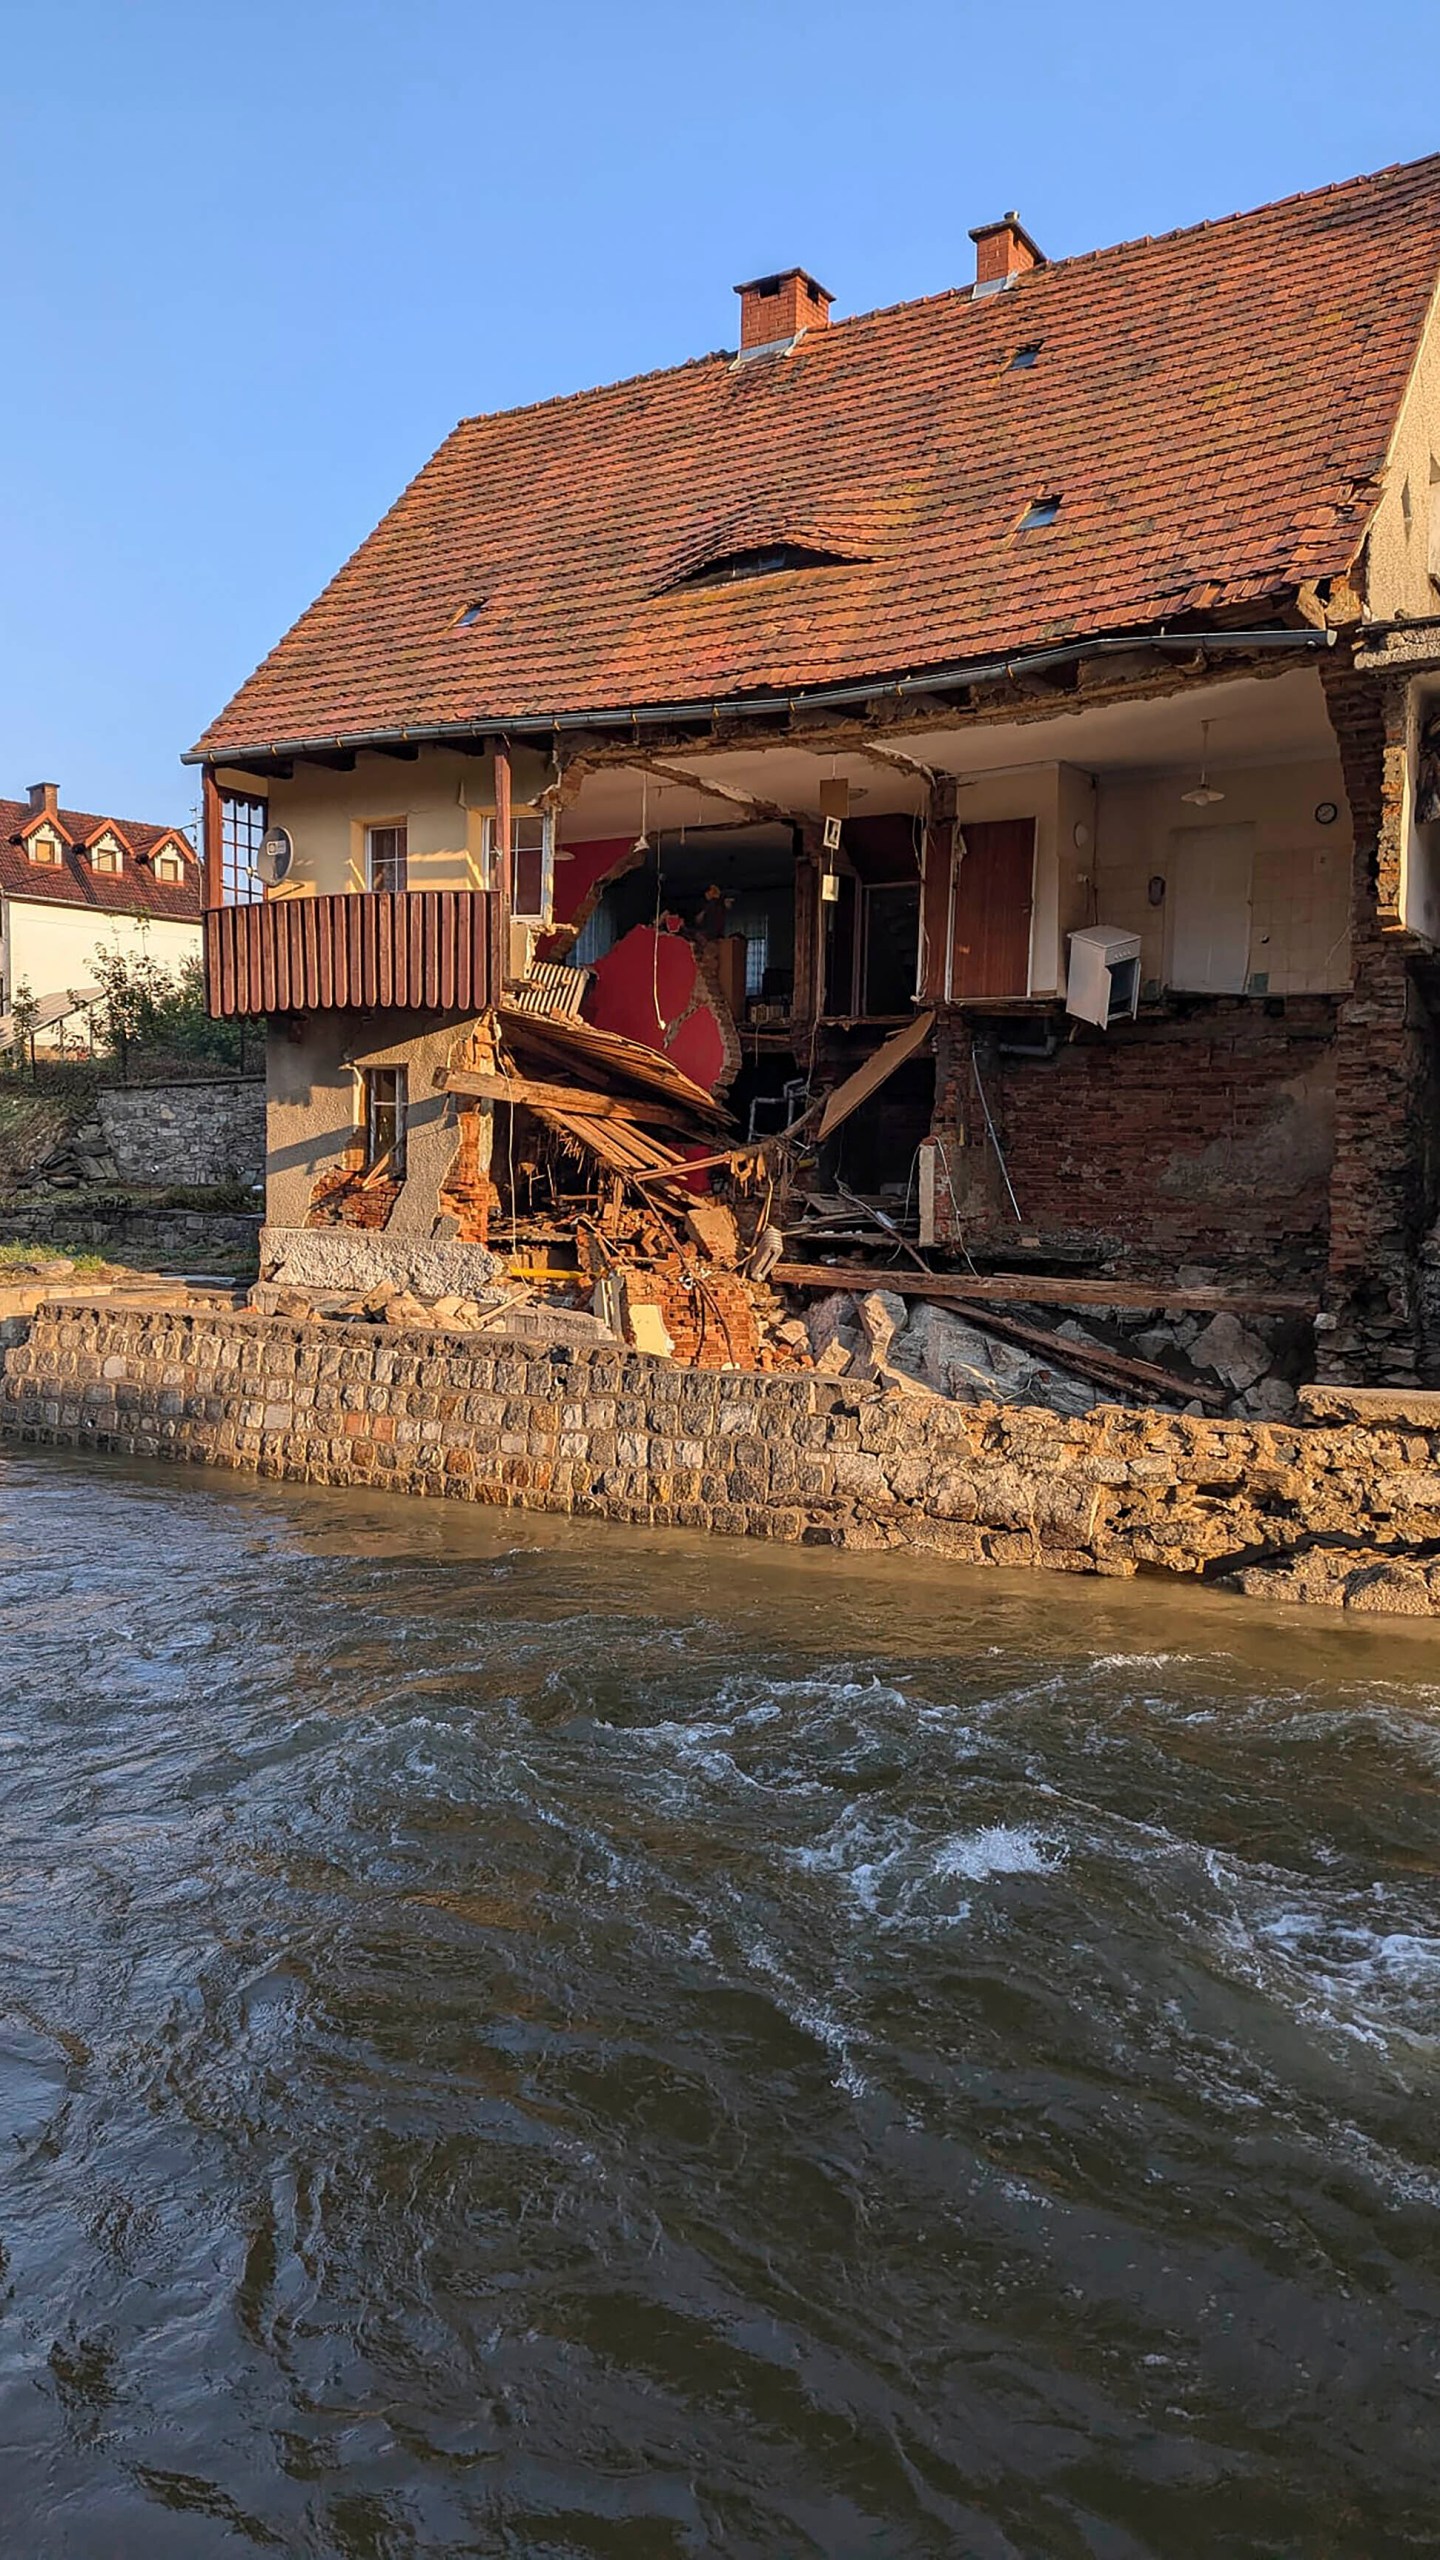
left=951, top=819, right=1035, bottom=998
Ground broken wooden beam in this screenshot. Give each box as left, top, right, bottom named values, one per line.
left=771, top=1263, right=1315, bottom=1317
left=925, top=1300, right=1226, bottom=1410
left=445, top=1069, right=700, bottom=1135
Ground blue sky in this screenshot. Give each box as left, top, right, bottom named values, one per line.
left=2, top=0, right=1437, bottom=828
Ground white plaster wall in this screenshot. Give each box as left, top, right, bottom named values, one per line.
left=1092, top=755, right=1352, bottom=995
left=265, top=1013, right=491, bottom=1232
left=1, top=898, right=201, bottom=1005
left=243, top=743, right=554, bottom=898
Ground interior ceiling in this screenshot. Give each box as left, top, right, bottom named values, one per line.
left=558, top=667, right=1336, bottom=839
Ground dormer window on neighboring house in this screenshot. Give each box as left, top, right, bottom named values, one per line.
left=152, top=847, right=185, bottom=882
left=90, top=833, right=125, bottom=874
left=28, top=828, right=64, bottom=865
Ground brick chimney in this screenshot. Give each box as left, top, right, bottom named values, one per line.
left=969, top=213, right=1045, bottom=294
left=27, top=782, right=58, bottom=815
left=734, top=269, right=832, bottom=352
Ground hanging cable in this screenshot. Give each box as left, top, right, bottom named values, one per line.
left=969, top=1048, right=1023, bottom=1225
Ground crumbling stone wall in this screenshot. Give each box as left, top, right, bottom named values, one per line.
left=930, top=1002, right=1337, bottom=1282
left=6, top=1303, right=1440, bottom=1615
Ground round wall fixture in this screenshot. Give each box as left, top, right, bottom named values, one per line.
left=1148, top=873, right=1167, bottom=906
left=1315, top=801, right=1338, bottom=825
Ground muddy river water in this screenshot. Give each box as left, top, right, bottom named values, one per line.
left=1, top=1448, right=1439, bottom=2556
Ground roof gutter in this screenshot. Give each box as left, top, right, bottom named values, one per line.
left=185, top=623, right=1336, bottom=767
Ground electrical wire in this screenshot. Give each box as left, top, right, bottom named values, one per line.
left=968, top=1049, right=1023, bottom=1225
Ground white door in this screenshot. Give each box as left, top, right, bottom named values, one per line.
left=1166, top=823, right=1254, bottom=994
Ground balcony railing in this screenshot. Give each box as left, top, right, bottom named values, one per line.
left=206, top=889, right=499, bottom=1020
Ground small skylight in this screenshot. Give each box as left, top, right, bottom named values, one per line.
left=676, top=541, right=852, bottom=589
left=454, top=601, right=485, bottom=629
left=1017, top=494, right=1062, bottom=530
left=1009, top=341, right=1042, bottom=370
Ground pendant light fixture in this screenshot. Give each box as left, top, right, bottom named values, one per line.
left=1181, top=719, right=1225, bottom=808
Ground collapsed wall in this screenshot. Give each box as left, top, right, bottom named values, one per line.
left=5, top=1303, right=1440, bottom=1615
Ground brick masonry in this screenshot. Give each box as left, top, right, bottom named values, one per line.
left=930, top=1001, right=1337, bottom=1281
left=5, top=1303, right=1440, bottom=1614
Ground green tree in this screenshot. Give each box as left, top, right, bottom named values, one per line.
left=85, top=945, right=252, bottom=1073
left=5, top=979, right=41, bottom=1072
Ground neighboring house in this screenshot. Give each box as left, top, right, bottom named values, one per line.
left=195, top=156, right=1440, bottom=1383
left=0, top=783, right=202, bottom=1034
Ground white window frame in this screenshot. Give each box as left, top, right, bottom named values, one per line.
left=481, top=810, right=554, bottom=922
left=365, top=821, right=408, bottom=894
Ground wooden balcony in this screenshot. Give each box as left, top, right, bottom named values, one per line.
left=205, top=889, right=499, bottom=1020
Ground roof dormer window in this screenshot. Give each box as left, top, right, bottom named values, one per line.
left=153, top=850, right=185, bottom=883
left=28, top=827, right=63, bottom=865
left=89, top=831, right=125, bottom=874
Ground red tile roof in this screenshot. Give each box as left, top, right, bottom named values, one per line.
left=0, top=799, right=201, bottom=923
left=194, top=155, right=1440, bottom=759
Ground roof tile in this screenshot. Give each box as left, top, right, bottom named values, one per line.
left=195, top=156, right=1440, bottom=754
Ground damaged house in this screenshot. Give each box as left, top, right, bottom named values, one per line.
left=194, top=158, right=1440, bottom=1400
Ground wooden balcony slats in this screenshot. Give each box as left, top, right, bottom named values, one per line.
left=205, top=890, right=496, bottom=1019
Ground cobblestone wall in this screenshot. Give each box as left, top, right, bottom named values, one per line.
left=96, top=1078, right=265, bottom=1187
left=5, top=1304, right=1440, bottom=1614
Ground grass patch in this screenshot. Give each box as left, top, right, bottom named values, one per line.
left=0, top=1240, right=110, bottom=1273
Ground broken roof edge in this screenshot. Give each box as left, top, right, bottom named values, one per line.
left=187, top=618, right=1337, bottom=768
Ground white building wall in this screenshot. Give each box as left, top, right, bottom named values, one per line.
left=1, top=897, right=202, bottom=1009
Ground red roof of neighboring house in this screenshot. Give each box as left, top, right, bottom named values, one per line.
left=0, top=799, right=201, bottom=922
left=194, top=155, right=1440, bottom=759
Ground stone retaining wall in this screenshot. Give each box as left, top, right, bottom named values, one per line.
left=0, top=1204, right=261, bottom=1268
left=5, top=1304, right=1440, bottom=1614
left=96, top=1077, right=265, bottom=1187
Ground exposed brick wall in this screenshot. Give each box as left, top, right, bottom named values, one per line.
left=1320, top=653, right=1440, bottom=1384
left=6, top=1304, right=1440, bottom=1613
left=929, top=1002, right=1337, bottom=1281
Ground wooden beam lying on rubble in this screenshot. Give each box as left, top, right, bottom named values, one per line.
left=445, top=1069, right=700, bottom=1136
left=926, top=1302, right=1227, bottom=1410
left=778, top=1264, right=1227, bottom=1408
left=772, top=1263, right=1315, bottom=1317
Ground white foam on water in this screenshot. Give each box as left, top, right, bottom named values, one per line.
left=1088, top=1652, right=1202, bottom=1672
left=933, top=1824, right=1063, bottom=1882
left=792, top=1807, right=1063, bottom=1932
left=741, top=1935, right=869, bottom=2097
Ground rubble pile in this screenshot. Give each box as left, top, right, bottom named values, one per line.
left=781, top=1275, right=1311, bottom=1418
left=29, top=1114, right=122, bottom=1190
